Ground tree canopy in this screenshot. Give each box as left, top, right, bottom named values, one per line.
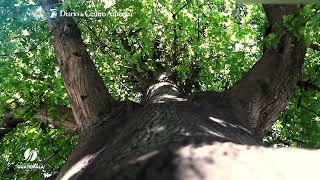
left=0, top=0, right=320, bottom=179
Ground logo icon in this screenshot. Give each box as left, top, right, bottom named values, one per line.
left=24, top=148, right=38, bottom=162
left=49, top=8, right=58, bottom=19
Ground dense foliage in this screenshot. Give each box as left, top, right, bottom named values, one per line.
left=0, top=0, right=319, bottom=179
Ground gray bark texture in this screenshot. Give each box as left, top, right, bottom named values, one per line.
left=41, top=3, right=320, bottom=180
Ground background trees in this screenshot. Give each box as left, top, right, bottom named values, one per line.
left=0, top=0, right=320, bottom=179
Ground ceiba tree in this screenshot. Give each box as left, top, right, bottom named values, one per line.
left=42, top=2, right=320, bottom=180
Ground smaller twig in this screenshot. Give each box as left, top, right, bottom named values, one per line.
left=300, top=105, right=320, bottom=116
left=0, top=33, right=51, bottom=58
left=310, top=44, right=320, bottom=52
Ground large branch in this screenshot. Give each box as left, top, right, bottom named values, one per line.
left=36, top=106, right=78, bottom=133
left=44, top=3, right=115, bottom=133
left=227, top=5, right=306, bottom=138
left=0, top=107, right=77, bottom=141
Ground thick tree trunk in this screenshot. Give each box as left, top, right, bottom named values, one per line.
left=41, top=3, right=318, bottom=180
left=54, top=82, right=320, bottom=180
left=56, top=83, right=260, bottom=180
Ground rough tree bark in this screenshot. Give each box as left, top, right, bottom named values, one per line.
left=227, top=5, right=306, bottom=138
left=42, top=3, right=320, bottom=180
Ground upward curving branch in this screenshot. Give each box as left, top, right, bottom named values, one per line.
left=43, top=3, right=114, bottom=134
left=227, top=5, right=306, bottom=138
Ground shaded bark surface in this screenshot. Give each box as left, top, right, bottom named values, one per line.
left=41, top=3, right=313, bottom=180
